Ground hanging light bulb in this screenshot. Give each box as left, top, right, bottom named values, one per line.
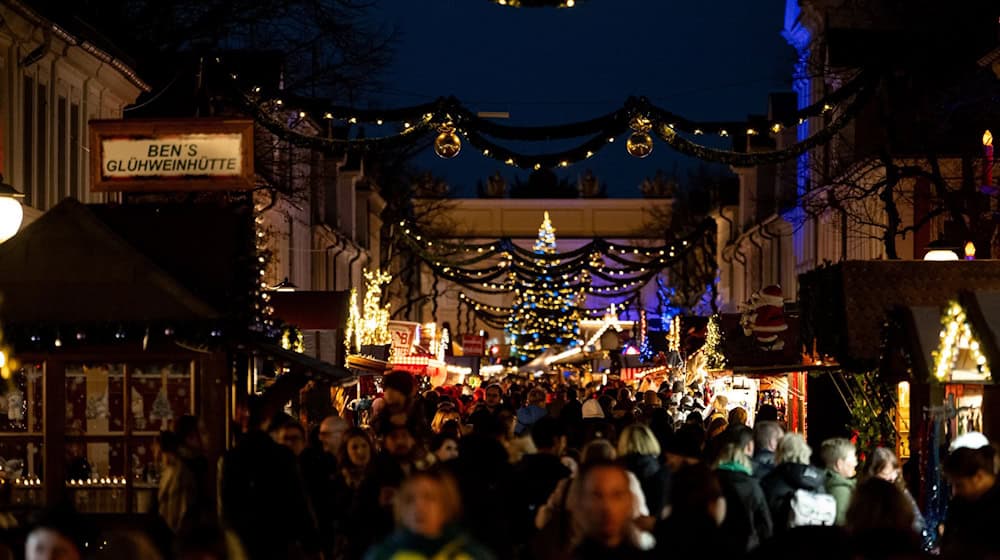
left=434, top=123, right=462, bottom=159
left=626, top=115, right=653, bottom=159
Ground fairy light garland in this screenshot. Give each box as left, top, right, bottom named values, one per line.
left=345, top=269, right=393, bottom=356
left=932, top=301, right=991, bottom=382
left=221, top=56, right=874, bottom=169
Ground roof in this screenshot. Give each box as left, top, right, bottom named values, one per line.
left=6, top=0, right=149, bottom=92
left=890, top=291, right=1000, bottom=383
left=91, top=201, right=253, bottom=320
left=270, top=291, right=349, bottom=330
left=0, top=199, right=219, bottom=326
left=800, top=261, right=1000, bottom=368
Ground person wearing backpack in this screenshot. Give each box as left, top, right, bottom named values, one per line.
left=760, top=433, right=834, bottom=531
left=821, top=438, right=858, bottom=526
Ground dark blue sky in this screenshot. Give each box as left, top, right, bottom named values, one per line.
left=373, top=0, right=796, bottom=197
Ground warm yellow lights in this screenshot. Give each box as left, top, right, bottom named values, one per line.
left=345, top=269, right=392, bottom=355
left=933, top=301, right=991, bottom=382
left=965, top=241, right=976, bottom=260
left=983, top=130, right=992, bottom=147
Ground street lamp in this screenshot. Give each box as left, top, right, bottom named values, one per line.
left=924, top=238, right=959, bottom=261
left=0, top=177, right=24, bottom=243
left=273, top=277, right=297, bottom=292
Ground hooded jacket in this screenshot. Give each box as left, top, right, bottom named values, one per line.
left=716, top=462, right=773, bottom=552
left=824, top=469, right=856, bottom=526
left=621, top=454, right=672, bottom=519
left=515, top=404, right=548, bottom=435
left=760, top=462, right=825, bottom=530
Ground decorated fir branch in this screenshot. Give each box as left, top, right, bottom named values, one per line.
left=345, top=269, right=393, bottom=358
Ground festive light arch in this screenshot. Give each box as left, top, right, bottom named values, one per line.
left=222, top=56, right=876, bottom=170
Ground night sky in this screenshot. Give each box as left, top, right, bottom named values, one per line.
left=373, top=0, right=797, bottom=197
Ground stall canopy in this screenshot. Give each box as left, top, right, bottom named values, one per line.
left=0, top=198, right=221, bottom=327
left=891, top=291, right=1000, bottom=384
left=801, top=261, right=1000, bottom=370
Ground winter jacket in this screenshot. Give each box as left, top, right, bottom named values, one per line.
left=220, top=431, right=319, bottom=560
left=716, top=462, right=773, bottom=552
left=515, top=404, right=548, bottom=435
left=941, top=482, right=1000, bottom=558
left=824, top=470, right=856, bottom=526
left=363, top=526, right=495, bottom=560
left=571, top=538, right=654, bottom=560
left=511, top=452, right=571, bottom=544
left=760, top=462, right=825, bottom=530
left=621, top=453, right=672, bottom=519
left=751, top=449, right=777, bottom=480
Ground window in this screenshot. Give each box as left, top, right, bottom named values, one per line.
left=0, top=364, right=45, bottom=506
left=36, top=82, right=47, bottom=209
left=70, top=102, right=79, bottom=199
left=61, top=361, right=196, bottom=513
left=57, top=96, right=66, bottom=200
left=21, top=76, right=33, bottom=206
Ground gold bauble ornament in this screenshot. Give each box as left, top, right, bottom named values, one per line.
left=434, top=125, right=462, bottom=159
left=626, top=132, right=653, bottom=158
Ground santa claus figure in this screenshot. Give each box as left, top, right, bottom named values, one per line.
left=741, top=285, right=788, bottom=351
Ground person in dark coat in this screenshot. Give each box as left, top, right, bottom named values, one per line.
left=760, top=432, right=824, bottom=531
left=752, top=421, right=783, bottom=481
left=617, top=424, right=671, bottom=520
left=220, top=396, right=320, bottom=560
left=715, top=442, right=773, bottom=553
left=446, top=432, right=516, bottom=559
left=468, top=384, right=513, bottom=432
left=561, top=387, right=583, bottom=425
left=511, top=416, right=570, bottom=546
left=940, top=443, right=1000, bottom=558
left=654, top=463, right=727, bottom=558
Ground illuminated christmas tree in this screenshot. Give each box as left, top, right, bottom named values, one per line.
left=507, top=212, right=581, bottom=362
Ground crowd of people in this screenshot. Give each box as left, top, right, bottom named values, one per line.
left=6, top=370, right=1000, bottom=559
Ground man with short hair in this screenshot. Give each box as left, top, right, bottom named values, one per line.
left=279, top=421, right=307, bottom=457
left=752, top=421, right=784, bottom=480
left=469, top=383, right=509, bottom=430
left=821, top=437, right=858, bottom=525
left=317, top=415, right=349, bottom=455
left=572, top=461, right=652, bottom=559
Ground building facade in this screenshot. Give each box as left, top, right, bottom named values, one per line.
left=0, top=1, right=149, bottom=226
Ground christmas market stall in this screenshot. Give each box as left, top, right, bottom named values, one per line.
left=882, top=291, right=1000, bottom=520
left=0, top=199, right=349, bottom=514
left=678, top=286, right=817, bottom=433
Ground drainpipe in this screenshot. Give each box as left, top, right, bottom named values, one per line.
left=347, top=242, right=364, bottom=290
left=325, top=234, right=348, bottom=290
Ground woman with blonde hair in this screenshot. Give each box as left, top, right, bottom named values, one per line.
left=363, top=467, right=494, bottom=559
left=618, top=424, right=672, bottom=520
left=759, top=432, right=826, bottom=531
left=430, top=407, right=462, bottom=435
left=715, top=441, right=772, bottom=552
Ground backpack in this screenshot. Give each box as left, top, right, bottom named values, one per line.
left=788, top=488, right=837, bottom=527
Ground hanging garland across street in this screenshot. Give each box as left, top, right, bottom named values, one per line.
left=394, top=216, right=714, bottom=326
left=223, top=57, right=875, bottom=169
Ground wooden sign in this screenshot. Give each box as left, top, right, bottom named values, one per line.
left=89, top=118, right=254, bottom=192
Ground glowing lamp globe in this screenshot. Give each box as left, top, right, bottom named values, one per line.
left=0, top=180, right=24, bottom=243
left=924, top=238, right=959, bottom=261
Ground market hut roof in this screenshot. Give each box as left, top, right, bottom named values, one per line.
left=0, top=198, right=220, bottom=326
left=800, top=261, right=1000, bottom=369
left=891, top=291, right=1000, bottom=383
